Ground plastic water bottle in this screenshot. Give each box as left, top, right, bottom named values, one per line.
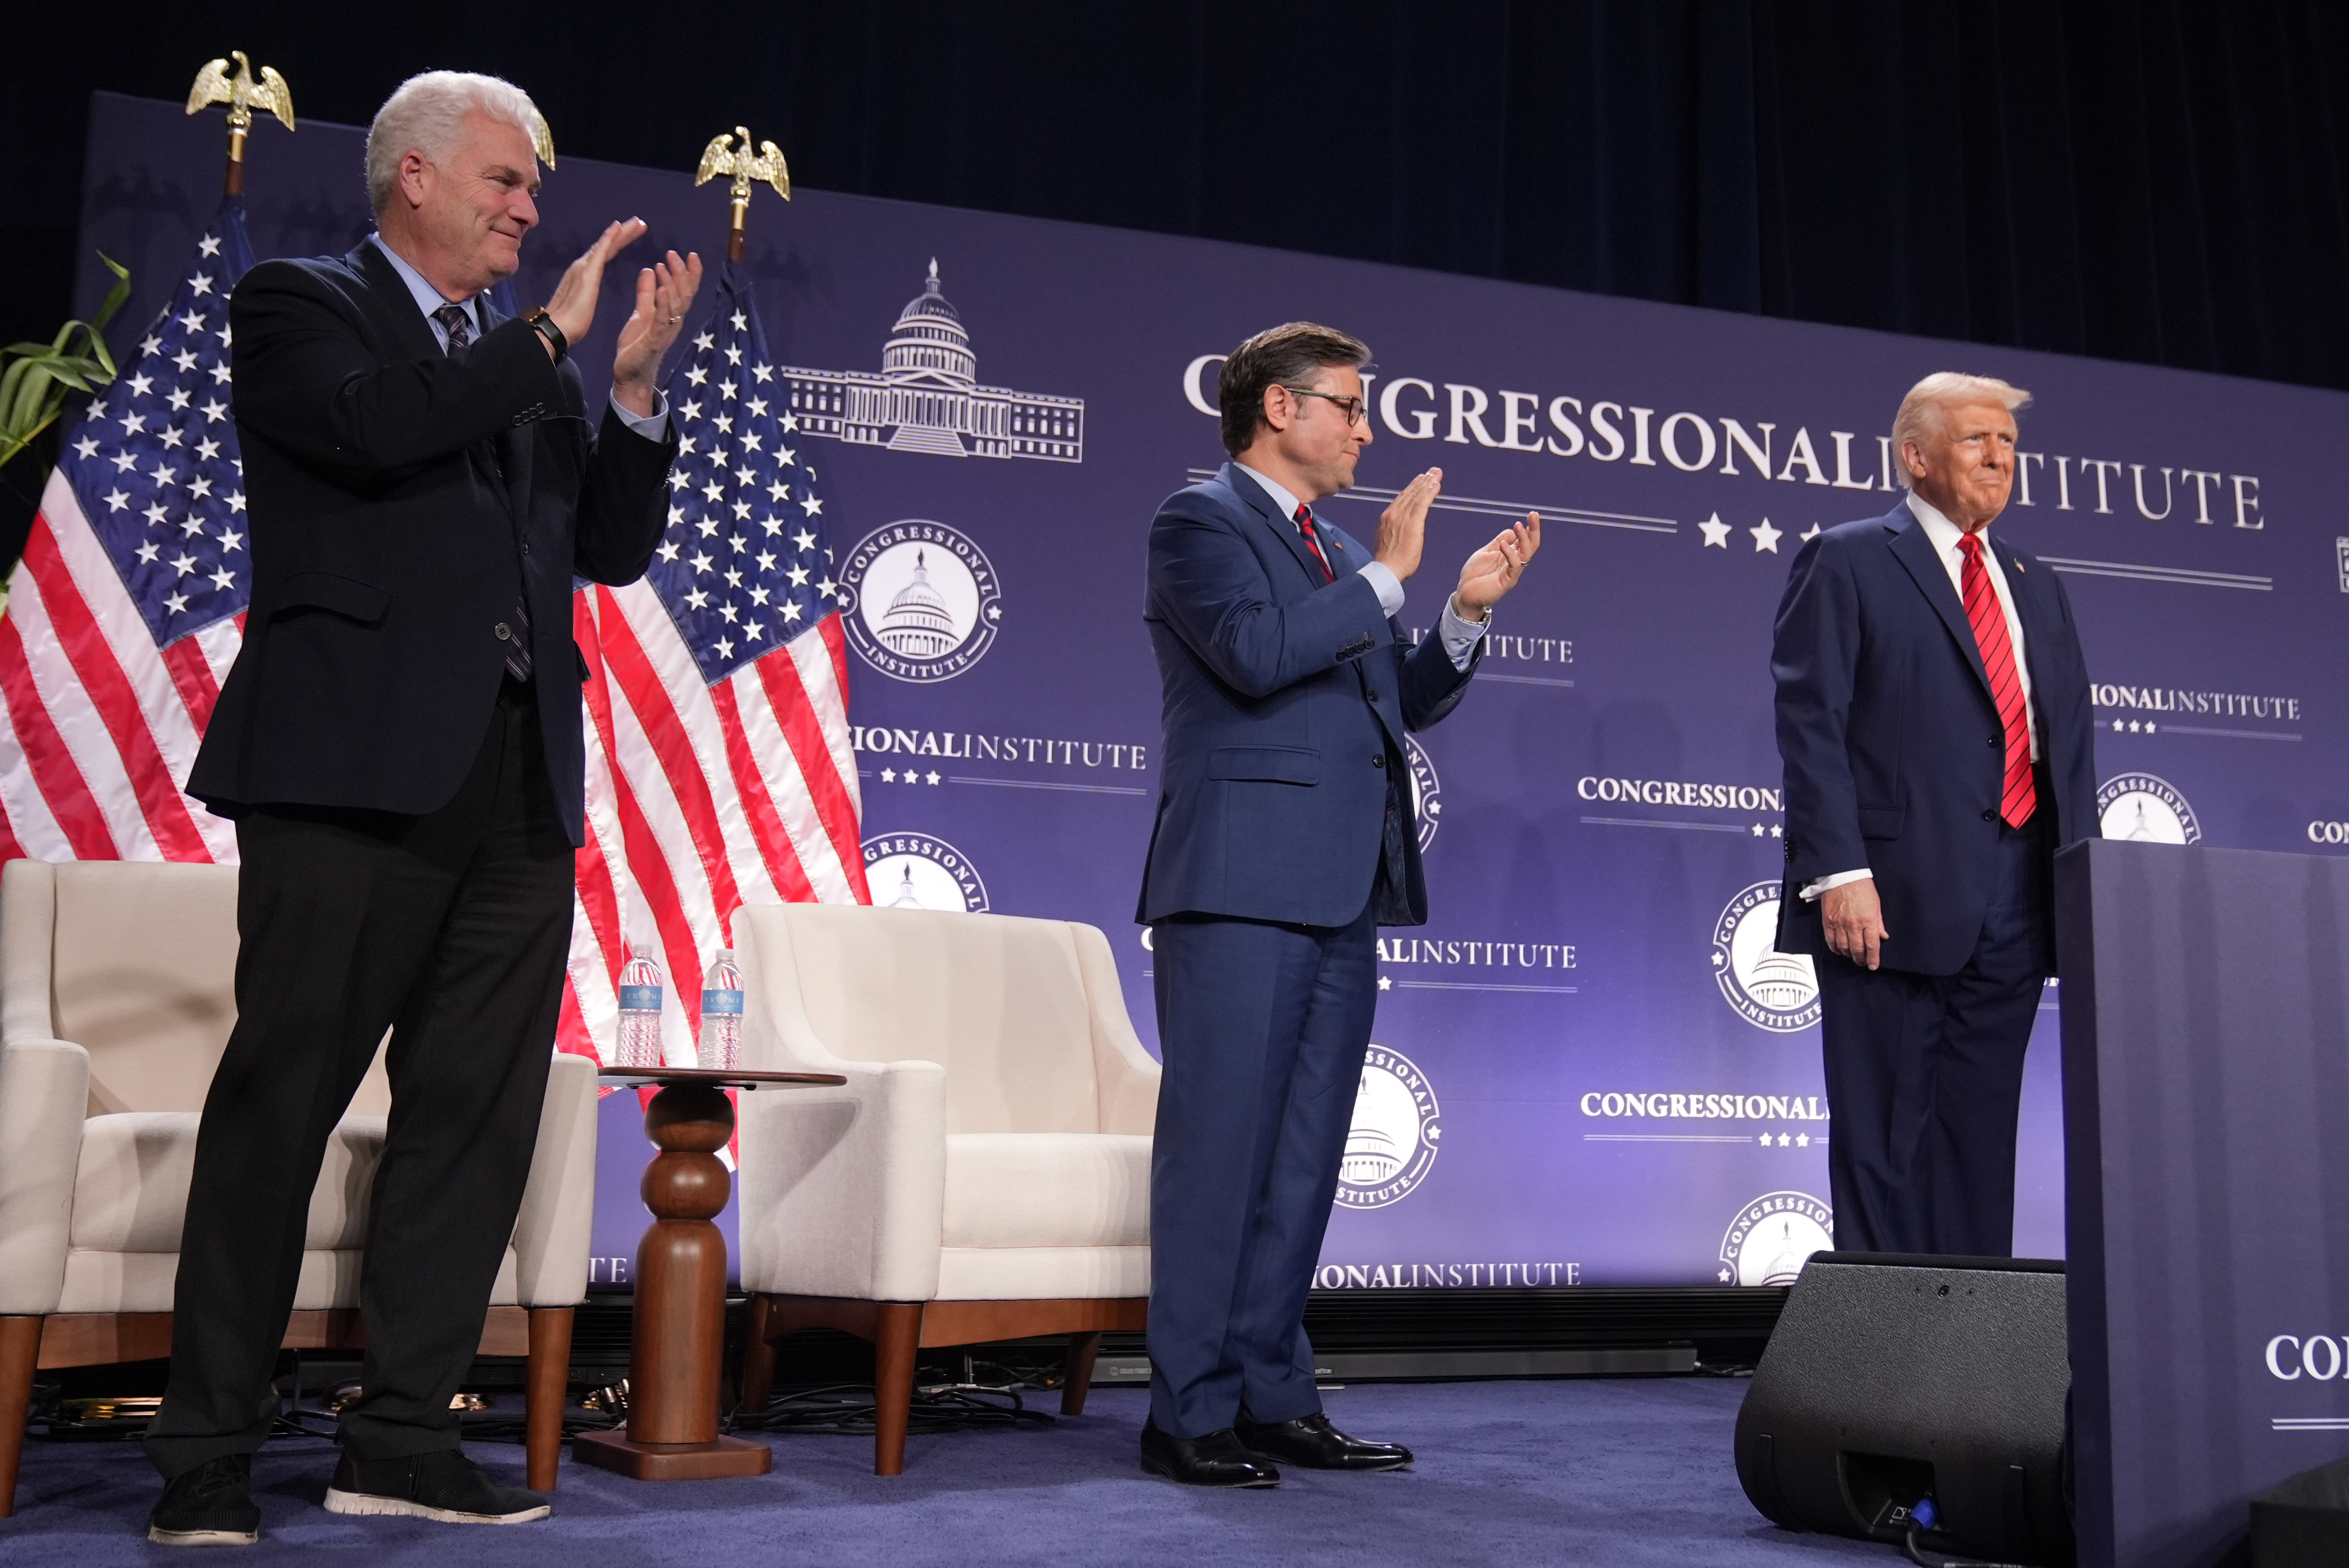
left=698, top=949, right=744, bottom=1071
left=616, top=946, right=666, bottom=1069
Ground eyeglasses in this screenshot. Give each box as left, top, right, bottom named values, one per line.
left=1281, top=386, right=1369, bottom=427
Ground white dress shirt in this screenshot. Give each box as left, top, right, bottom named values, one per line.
left=1800, top=490, right=2039, bottom=901
left=1234, top=462, right=1488, bottom=672
left=370, top=235, right=669, bottom=439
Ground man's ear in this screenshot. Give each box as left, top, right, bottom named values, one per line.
left=397, top=150, right=431, bottom=211
left=1260, top=384, right=1291, bottom=435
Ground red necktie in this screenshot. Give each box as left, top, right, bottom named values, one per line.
left=1958, top=532, right=2036, bottom=829
left=1293, top=504, right=1334, bottom=582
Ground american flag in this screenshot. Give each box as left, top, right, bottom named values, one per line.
left=0, top=198, right=251, bottom=863
left=0, top=213, right=867, bottom=1069
left=559, top=258, right=870, bottom=1067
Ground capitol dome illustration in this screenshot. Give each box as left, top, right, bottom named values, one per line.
left=881, top=261, right=978, bottom=392
left=775, top=258, right=1085, bottom=461
left=1760, top=1219, right=1813, bottom=1287
left=874, top=550, right=958, bottom=657
left=888, top=866, right=926, bottom=909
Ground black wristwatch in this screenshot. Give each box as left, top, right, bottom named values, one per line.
left=523, top=307, right=568, bottom=362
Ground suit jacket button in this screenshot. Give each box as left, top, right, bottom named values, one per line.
left=1366, top=689, right=1381, bottom=703
left=1989, top=735, right=2001, bottom=748
left=1372, top=754, right=1386, bottom=769
left=1981, top=808, right=1996, bottom=821
left=495, top=623, right=513, bottom=640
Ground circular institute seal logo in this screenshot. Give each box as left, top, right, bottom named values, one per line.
left=840, top=520, right=1002, bottom=682
left=1712, top=881, right=1820, bottom=1032
left=2097, top=772, right=2201, bottom=844
left=861, top=832, right=990, bottom=913
left=1719, top=1191, right=1834, bottom=1287
left=1404, top=736, right=1442, bottom=854
left=1335, top=1045, right=1441, bottom=1209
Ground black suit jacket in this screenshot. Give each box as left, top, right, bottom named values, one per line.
left=1137, top=463, right=1480, bottom=929
left=189, top=240, right=676, bottom=846
left=1771, top=499, right=2098, bottom=975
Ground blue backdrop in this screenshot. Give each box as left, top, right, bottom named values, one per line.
left=75, top=92, right=2349, bottom=1293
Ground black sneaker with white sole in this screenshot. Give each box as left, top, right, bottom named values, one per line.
left=323, top=1448, right=550, bottom=1525
left=148, top=1452, right=261, bottom=1547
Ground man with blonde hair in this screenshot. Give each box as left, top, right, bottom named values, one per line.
left=143, top=70, right=699, bottom=1543
left=1771, top=372, right=2095, bottom=1259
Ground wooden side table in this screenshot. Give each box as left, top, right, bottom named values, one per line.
left=574, top=1066, right=845, bottom=1481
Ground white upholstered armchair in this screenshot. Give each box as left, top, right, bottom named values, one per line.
left=0, top=859, right=597, bottom=1514
left=731, top=903, right=1160, bottom=1474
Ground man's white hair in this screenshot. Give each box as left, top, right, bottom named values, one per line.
left=1890, top=372, right=2032, bottom=489
left=365, top=71, right=547, bottom=216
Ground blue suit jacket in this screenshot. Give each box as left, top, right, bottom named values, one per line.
left=1138, top=463, right=1480, bottom=928
left=1772, top=499, right=2097, bottom=976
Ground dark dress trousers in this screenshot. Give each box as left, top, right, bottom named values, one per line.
left=146, top=241, right=674, bottom=1478
left=1771, top=499, right=2096, bottom=1256
left=1140, top=462, right=1478, bottom=1438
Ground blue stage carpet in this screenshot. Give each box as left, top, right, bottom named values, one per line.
left=4, top=1378, right=1890, bottom=1565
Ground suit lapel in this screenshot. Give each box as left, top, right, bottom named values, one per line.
left=1990, top=534, right=2058, bottom=728
left=1222, top=462, right=1329, bottom=590
left=1886, top=507, right=1992, bottom=701
left=350, top=240, right=446, bottom=364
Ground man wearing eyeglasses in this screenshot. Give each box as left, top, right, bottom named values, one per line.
left=1137, top=321, right=1539, bottom=1487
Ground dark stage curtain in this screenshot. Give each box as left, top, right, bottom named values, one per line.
left=4, top=2, right=2343, bottom=554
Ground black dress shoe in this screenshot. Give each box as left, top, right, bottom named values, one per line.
left=1236, top=1411, right=1414, bottom=1471
left=323, top=1448, right=550, bottom=1524
left=148, top=1453, right=261, bottom=1546
left=1140, top=1418, right=1281, bottom=1487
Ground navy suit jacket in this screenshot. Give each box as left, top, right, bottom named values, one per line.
left=1772, top=499, right=2097, bottom=976
left=189, top=241, right=675, bottom=847
left=1138, top=463, right=1480, bottom=929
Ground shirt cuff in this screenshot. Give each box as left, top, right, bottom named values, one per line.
left=1439, top=598, right=1489, bottom=672
left=610, top=389, right=670, bottom=441
left=1356, top=559, right=1405, bottom=617
left=1798, top=869, right=1873, bottom=901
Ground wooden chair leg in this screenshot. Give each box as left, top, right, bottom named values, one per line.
left=1060, top=1331, right=1104, bottom=1416
left=737, top=1293, right=778, bottom=1416
left=0, top=1317, right=42, bottom=1519
left=871, top=1303, right=923, bottom=1476
left=524, top=1306, right=573, bottom=1493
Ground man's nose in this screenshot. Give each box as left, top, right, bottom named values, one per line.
left=512, top=189, right=539, bottom=229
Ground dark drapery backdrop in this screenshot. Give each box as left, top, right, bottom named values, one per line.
left=5, top=0, right=2344, bottom=549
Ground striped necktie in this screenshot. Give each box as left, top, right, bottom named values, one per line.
left=1293, top=504, right=1334, bottom=582
left=1958, top=532, right=2034, bottom=828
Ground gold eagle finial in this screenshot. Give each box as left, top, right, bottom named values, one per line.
left=186, top=51, right=293, bottom=195
left=694, top=126, right=790, bottom=260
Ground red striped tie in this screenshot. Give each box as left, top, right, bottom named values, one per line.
left=1294, top=504, right=1335, bottom=582
left=1958, top=532, right=2036, bottom=829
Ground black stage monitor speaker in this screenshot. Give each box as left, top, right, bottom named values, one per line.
left=1735, top=1252, right=2073, bottom=1567
left=2252, top=1455, right=2349, bottom=1567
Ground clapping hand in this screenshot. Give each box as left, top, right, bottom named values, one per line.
left=610, top=247, right=704, bottom=416
left=1373, top=468, right=1444, bottom=580
left=1451, top=513, right=1541, bottom=620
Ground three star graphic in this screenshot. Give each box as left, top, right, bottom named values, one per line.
left=876, top=769, right=944, bottom=786
left=1699, top=513, right=1821, bottom=551
left=2114, top=719, right=2159, bottom=734
left=1755, top=1133, right=1810, bottom=1148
